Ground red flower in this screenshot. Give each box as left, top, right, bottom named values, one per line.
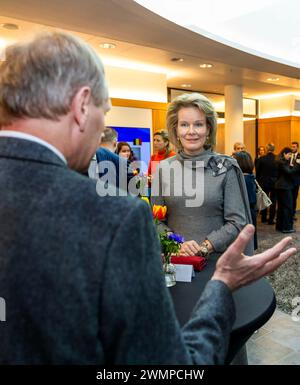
left=152, top=205, right=167, bottom=221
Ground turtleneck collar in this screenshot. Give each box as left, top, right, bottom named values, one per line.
left=176, top=148, right=214, bottom=168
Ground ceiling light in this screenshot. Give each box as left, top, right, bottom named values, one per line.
left=171, top=57, right=184, bottom=62
left=267, top=77, right=280, bottom=81
left=199, top=63, right=213, bottom=68
left=181, top=84, right=191, bottom=88
left=1, top=23, right=19, bottom=30
left=100, top=43, right=116, bottom=49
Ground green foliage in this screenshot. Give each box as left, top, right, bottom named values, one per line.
left=159, top=231, right=181, bottom=264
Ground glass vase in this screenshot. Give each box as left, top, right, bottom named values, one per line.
left=163, top=256, right=176, bottom=287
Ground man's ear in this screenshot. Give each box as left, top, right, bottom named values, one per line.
left=72, top=87, right=92, bottom=131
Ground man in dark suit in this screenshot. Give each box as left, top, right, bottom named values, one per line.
left=0, top=32, right=296, bottom=364
left=256, top=143, right=278, bottom=224
left=290, top=141, right=300, bottom=219
left=96, top=127, right=135, bottom=192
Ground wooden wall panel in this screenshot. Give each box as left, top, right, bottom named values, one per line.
left=291, top=117, right=300, bottom=144
left=111, top=98, right=167, bottom=111
left=152, top=109, right=167, bottom=133
left=258, top=116, right=300, bottom=210
left=215, top=121, right=256, bottom=158
left=215, top=123, right=225, bottom=154
left=258, top=117, right=291, bottom=154
left=244, top=120, right=256, bottom=160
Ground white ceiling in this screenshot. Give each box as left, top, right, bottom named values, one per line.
left=136, top=0, right=300, bottom=68
left=0, top=0, right=300, bottom=100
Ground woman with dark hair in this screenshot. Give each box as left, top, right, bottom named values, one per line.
left=233, top=151, right=257, bottom=249
left=116, top=142, right=136, bottom=163
left=148, top=131, right=176, bottom=183
left=275, top=147, right=298, bottom=233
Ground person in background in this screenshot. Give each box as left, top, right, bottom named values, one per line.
left=116, top=141, right=141, bottom=181
left=233, top=151, right=257, bottom=249
left=96, top=127, right=134, bottom=189
left=0, top=32, right=296, bottom=366
left=116, top=141, right=136, bottom=163
left=147, top=130, right=176, bottom=184
left=290, top=141, right=300, bottom=220
left=152, top=93, right=253, bottom=260
left=258, top=146, right=266, bottom=157
left=254, top=145, right=266, bottom=170
left=97, top=126, right=118, bottom=153
left=255, top=143, right=278, bottom=225
left=275, top=147, right=299, bottom=233
left=232, top=142, right=246, bottom=155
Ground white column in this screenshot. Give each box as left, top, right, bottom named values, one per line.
left=224, top=85, right=243, bottom=155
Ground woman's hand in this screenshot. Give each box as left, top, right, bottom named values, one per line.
left=180, top=240, right=201, bottom=256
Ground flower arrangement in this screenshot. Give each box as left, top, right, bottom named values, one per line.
left=159, top=231, right=185, bottom=264
left=152, top=204, right=185, bottom=264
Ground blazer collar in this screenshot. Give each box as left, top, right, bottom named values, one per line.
left=0, top=137, right=67, bottom=168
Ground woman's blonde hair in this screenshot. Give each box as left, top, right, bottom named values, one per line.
left=166, top=93, right=218, bottom=151
left=153, top=130, right=171, bottom=155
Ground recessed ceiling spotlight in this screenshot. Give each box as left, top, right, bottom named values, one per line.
left=1, top=23, right=19, bottom=30
left=181, top=84, right=191, bottom=88
left=100, top=42, right=116, bottom=49
left=199, top=63, right=213, bottom=68
left=267, top=77, right=280, bottom=81
left=171, top=57, right=184, bottom=62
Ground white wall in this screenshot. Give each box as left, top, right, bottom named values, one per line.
left=105, top=106, right=152, bottom=129
left=105, top=65, right=167, bottom=103
left=259, top=95, right=298, bottom=118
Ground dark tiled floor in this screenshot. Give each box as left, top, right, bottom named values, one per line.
left=247, top=213, right=300, bottom=365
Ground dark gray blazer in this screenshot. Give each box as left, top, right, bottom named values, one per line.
left=0, top=137, right=235, bottom=364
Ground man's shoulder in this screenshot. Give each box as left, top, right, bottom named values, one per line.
left=96, top=147, right=121, bottom=163
left=56, top=167, right=139, bottom=210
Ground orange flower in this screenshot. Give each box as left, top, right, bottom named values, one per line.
left=152, top=205, right=167, bottom=221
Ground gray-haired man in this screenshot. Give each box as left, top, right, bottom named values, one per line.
left=0, top=32, right=296, bottom=364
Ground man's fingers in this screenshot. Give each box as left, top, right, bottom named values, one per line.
left=222, top=224, right=255, bottom=260
left=259, top=247, right=296, bottom=277
left=257, top=236, right=294, bottom=264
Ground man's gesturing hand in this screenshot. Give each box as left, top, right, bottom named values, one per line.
left=211, top=224, right=297, bottom=291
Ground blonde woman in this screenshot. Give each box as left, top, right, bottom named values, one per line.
left=148, top=131, right=176, bottom=181
left=151, top=93, right=253, bottom=259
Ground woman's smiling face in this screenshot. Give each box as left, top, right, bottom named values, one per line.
left=177, top=107, right=209, bottom=156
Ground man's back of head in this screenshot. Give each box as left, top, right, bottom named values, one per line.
left=266, top=143, right=275, bottom=153
left=0, top=31, right=111, bottom=172
left=100, top=127, right=118, bottom=153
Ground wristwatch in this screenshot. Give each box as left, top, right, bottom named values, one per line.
left=198, top=241, right=210, bottom=257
